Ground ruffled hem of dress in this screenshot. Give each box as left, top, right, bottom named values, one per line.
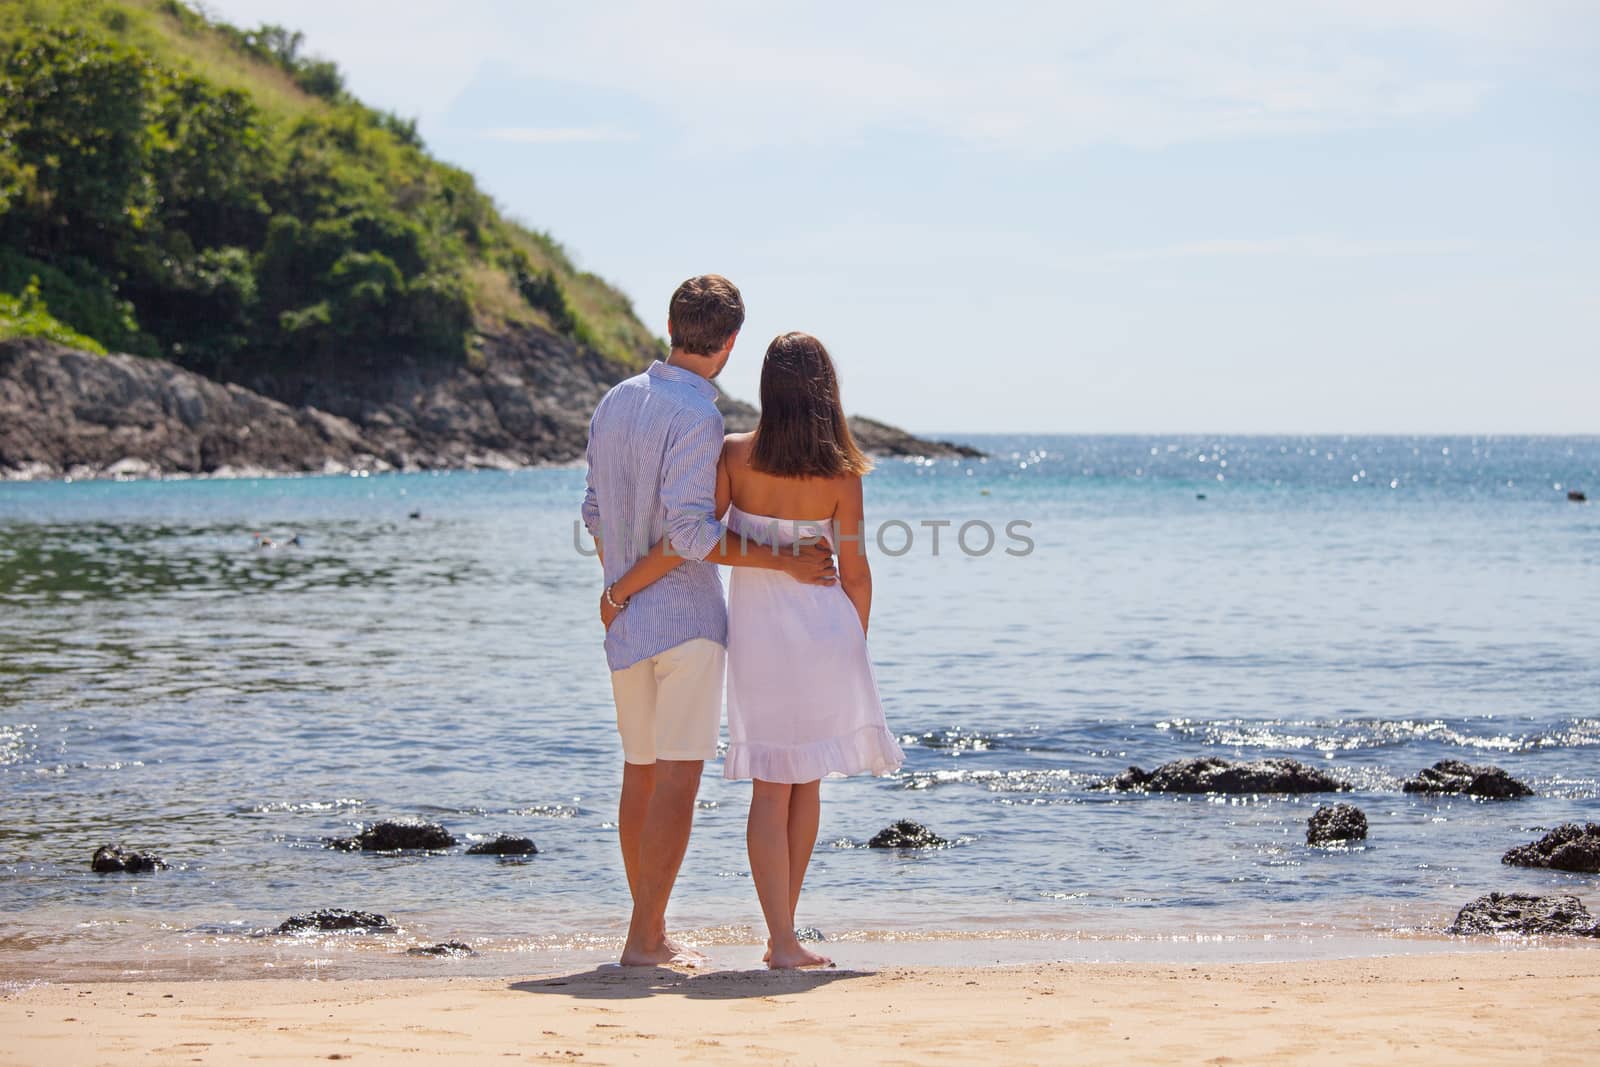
left=723, top=723, right=905, bottom=783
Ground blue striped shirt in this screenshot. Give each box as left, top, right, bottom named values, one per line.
left=581, top=361, right=728, bottom=671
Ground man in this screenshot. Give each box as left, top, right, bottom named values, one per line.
left=580, top=274, right=835, bottom=967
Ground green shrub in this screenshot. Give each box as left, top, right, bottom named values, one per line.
left=0, top=27, right=154, bottom=258
left=0, top=276, right=109, bottom=353
left=0, top=248, right=153, bottom=354
left=292, top=58, right=342, bottom=101
left=516, top=263, right=579, bottom=337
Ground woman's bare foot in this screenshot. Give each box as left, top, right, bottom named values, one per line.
left=767, top=943, right=832, bottom=969
left=664, top=936, right=709, bottom=965
left=620, top=935, right=705, bottom=968
left=619, top=939, right=680, bottom=967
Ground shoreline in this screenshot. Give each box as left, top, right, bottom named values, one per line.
left=0, top=449, right=973, bottom=484
left=3, top=950, right=1595, bottom=1065
left=2, top=922, right=1592, bottom=987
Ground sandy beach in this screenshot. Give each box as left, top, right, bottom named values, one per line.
left=2, top=948, right=1595, bottom=1065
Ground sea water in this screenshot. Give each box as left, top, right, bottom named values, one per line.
left=1, top=435, right=1597, bottom=979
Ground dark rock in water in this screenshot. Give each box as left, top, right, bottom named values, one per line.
left=406, top=941, right=477, bottom=957
left=275, top=909, right=393, bottom=934
left=465, top=835, right=538, bottom=856
left=1447, top=893, right=1600, bottom=937
left=795, top=927, right=826, bottom=942
left=90, top=845, right=166, bottom=873
left=1402, top=759, right=1532, bottom=799
left=325, top=820, right=456, bottom=852
left=1307, top=803, right=1369, bottom=845
left=1103, top=766, right=1152, bottom=791
left=1502, top=823, right=1600, bottom=874
left=1101, top=757, right=1343, bottom=794
left=1569, top=490, right=1587, bottom=502
left=867, top=820, right=949, bottom=849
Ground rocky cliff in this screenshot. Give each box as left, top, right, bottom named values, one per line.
left=0, top=335, right=977, bottom=480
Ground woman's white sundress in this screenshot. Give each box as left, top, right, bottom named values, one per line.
left=723, top=505, right=905, bottom=783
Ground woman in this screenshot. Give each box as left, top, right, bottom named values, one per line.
left=715, top=331, right=903, bottom=969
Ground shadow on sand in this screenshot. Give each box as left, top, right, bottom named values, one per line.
left=510, top=964, right=871, bottom=1001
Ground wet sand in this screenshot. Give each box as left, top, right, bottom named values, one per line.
left=2, top=948, right=1596, bottom=1065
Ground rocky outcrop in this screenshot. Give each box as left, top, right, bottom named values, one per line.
left=867, top=821, right=948, bottom=849
left=90, top=845, right=165, bottom=873
left=1101, top=757, right=1344, bottom=794
left=465, top=834, right=538, bottom=856
left=1446, top=893, right=1600, bottom=937
left=1402, top=759, right=1533, bottom=799
left=1307, top=803, right=1368, bottom=845
left=1502, top=824, right=1600, bottom=874
left=325, top=820, right=456, bottom=852
left=720, top=403, right=980, bottom=459
left=1, top=335, right=977, bottom=479
left=276, top=909, right=393, bottom=934
left=1, top=339, right=378, bottom=478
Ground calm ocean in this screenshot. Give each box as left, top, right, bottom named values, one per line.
left=2, top=435, right=1597, bottom=980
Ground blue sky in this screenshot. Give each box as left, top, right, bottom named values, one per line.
left=203, top=1, right=1597, bottom=434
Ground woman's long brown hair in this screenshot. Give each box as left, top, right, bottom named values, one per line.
left=749, top=332, right=873, bottom=479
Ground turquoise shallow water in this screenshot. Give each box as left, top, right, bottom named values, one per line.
left=1, top=435, right=1597, bottom=979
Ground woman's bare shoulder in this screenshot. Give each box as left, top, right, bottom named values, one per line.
left=826, top=471, right=864, bottom=513
left=829, top=471, right=864, bottom=490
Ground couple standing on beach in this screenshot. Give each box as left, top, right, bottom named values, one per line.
left=581, top=275, right=904, bottom=969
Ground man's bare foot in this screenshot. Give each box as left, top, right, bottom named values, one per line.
left=767, top=944, right=832, bottom=969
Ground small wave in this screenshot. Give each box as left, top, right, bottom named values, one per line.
left=1155, top=717, right=1600, bottom=755
left=901, top=768, right=1099, bottom=793
left=0, top=723, right=36, bottom=766
left=246, top=798, right=365, bottom=813
left=1533, top=776, right=1599, bottom=800
left=0, top=979, right=48, bottom=995
left=505, top=804, right=582, bottom=818
left=184, top=920, right=258, bottom=935
left=905, top=763, right=1409, bottom=794
left=996, top=796, right=1084, bottom=807
left=1333, top=766, right=1406, bottom=792
left=899, top=728, right=1009, bottom=754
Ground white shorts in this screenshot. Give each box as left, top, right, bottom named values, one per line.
left=610, top=638, right=725, bottom=764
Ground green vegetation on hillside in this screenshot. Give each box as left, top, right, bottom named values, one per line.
left=0, top=276, right=107, bottom=352
left=0, top=0, right=661, bottom=378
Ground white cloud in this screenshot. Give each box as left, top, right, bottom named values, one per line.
left=478, top=127, right=635, bottom=144
left=1105, top=236, right=1479, bottom=263
left=198, top=0, right=1595, bottom=152
left=747, top=219, right=1482, bottom=275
